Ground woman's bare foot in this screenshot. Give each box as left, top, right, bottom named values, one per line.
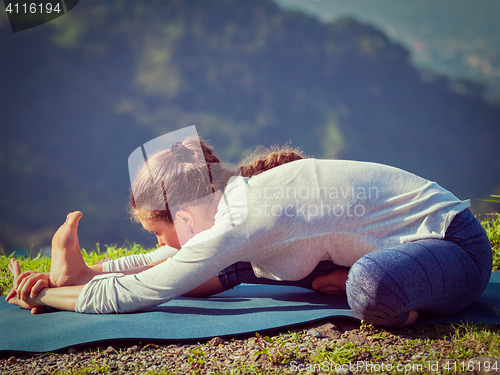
left=312, top=269, right=349, bottom=295
left=398, top=310, right=418, bottom=327
left=49, top=212, right=98, bottom=288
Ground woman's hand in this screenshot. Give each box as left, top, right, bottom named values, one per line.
left=7, top=259, right=50, bottom=300
left=6, top=258, right=22, bottom=300
left=7, top=291, right=46, bottom=313
left=6, top=258, right=47, bottom=314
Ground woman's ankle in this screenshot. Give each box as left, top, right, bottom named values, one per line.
left=312, top=268, right=349, bottom=294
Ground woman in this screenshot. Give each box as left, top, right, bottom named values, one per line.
left=8, top=141, right=342, bottom=310
left=7, top=137, right=492, bottom=327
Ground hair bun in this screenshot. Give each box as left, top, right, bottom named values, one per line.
left=171, top=142, right=195, bottom=162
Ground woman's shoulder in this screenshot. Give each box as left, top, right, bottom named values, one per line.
left=245, top=157, right=431, bottom=189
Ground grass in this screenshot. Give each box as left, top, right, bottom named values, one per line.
left=1, top=214, right=499, bottom=374
left=480, top=213, right=500, bottom=270
left=12, top=323, right=496, bottom=374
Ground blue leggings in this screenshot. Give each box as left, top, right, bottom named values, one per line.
left=217, top=209, right=492, bottom=326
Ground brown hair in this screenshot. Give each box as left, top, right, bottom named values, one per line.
left=239, top=144, right=305, bottom=177
left=130, top=140, right=305, bottom=225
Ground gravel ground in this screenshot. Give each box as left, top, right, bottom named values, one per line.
left=2, top=318, right=499, bottom=375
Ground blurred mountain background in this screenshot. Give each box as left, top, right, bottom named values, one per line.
left=1, top=0, right=499, bottom=253
left=276, top=0, right=500, bottom=99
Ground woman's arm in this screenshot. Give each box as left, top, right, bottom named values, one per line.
left=75, top=231, right=249, bottom=313
left=89, top=263, right=102, bottom=271
left=99, top=246, right=178, bottom=272
left=39, top=286, right=84, bottom=311
left=8, top=257, right=168, bottom=298
left=182, top=275, right=226, bottom=297
left=114, top=259, right=227, bottom=297
left=7, top=257, right=224, bottom=314
left=8, top=285, right=84, bottom=313
left=8, top=255, right=224, bottom=309
left=7, top=258, right=82, bottom=312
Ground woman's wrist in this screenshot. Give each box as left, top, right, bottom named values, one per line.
left=89, top=263, right=103, bottom=272
left=37, top=285, right=85, bottom=312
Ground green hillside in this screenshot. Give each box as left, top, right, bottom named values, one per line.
left=1, top=0, right=498, bottom=251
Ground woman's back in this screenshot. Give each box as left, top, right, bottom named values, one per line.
left=227, top=158, right=469, bottom=280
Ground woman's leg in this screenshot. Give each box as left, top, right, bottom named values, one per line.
left=49, top=211, right=100, bottom=287
left=218, top=261, right=349, bottom=291
left=346, top=209, right=492, bottom=326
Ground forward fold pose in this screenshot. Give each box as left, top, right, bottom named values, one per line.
left=7, top=133, right=492, bottom=327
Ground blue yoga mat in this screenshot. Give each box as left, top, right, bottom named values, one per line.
left=2, top=272, right=499, bottom=353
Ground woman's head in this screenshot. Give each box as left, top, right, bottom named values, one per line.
left=130, top=138, right=224, bottom=247
left=130, top=138, right=305, bottom=248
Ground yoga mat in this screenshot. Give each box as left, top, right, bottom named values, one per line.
left=1, top=272, right=499, bottom=354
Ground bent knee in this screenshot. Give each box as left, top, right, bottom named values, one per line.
left=346, top=262, right=412, bottom=327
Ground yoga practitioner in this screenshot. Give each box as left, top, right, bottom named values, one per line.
left=7, top=131, right=492, bottom=327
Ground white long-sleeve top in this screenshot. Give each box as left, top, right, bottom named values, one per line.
left=101, top=246, right=178, bottom=272
left=76, top=159, right=469, bottom=313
